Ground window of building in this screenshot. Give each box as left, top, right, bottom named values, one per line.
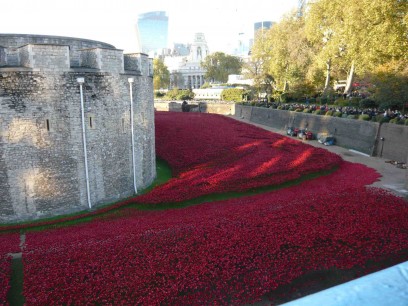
left=88, top=114, right=95, bottom=129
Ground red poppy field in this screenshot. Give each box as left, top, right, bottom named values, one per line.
left=1, top=112, right=408, bottom=305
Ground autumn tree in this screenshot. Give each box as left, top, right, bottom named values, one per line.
left=251, top=12, right=315, bottom=97
left=305, top=0, right=408, bottom=94
left=201, top=52, right=242, bottom=83
left=153, top=58, right=170, bottom=90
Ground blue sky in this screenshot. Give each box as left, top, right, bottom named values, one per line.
left=1, top=0, right=298, bottom=52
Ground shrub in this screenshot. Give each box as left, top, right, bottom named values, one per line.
left=164, top=88, right=194, bottom=100
left=359, top=98, right=378, bottom=109
left=325, top=111, right=334, bottom=116
left=348, top=97, right=361, bottom=108
left=279, top=92, right=294, bottom=103
left=295, top=108, right=303, bottom=112
left=347, top=115, right=357, bottom=120
left=335, top=97, right=360, bottom=108
left=389, top=118, right=404, bottom=125
left=334, top=111, right=343, bottom=117
left=154, top=91, right=166, bottom=98
left=405, top=119, right=408, bottom=125
left=379, top=115, right=390, bottom=123
left=334, top=98, right=349, bottom=107
left=313, top=110, right=325, bottom=115
left=303, top=108, right=312, bottom=113
left=221, top=88, right=246, bottom=102
left=277, top=106, right=283, bottom=110
left=358, top=114, right=371, bottom=121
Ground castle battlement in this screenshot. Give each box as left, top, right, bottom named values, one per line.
left=0, top=42, right=153, bottom=76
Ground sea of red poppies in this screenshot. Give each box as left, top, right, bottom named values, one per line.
left=134, top=113, right=342, bottom=204
left=1, top=112, right=407, bottom=305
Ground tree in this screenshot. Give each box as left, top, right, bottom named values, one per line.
left=366, top=61, right=408, bottom=111
left=305, top=0, right=408, bottom=94
left=251, top=12, right=316, bottom=96
left=153, top=58, right=170, bottom=90
left=201, top=52, right=242, bottom=83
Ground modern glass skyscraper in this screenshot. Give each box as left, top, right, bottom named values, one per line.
left=136, top=11, right=168, bottom=54
left=254, top=21, right=273, bottom=37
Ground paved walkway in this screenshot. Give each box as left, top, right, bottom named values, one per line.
left=230, top=116, right=408, bottom=199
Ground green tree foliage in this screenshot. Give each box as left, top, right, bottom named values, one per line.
left=251, top=12, right=316, bottom=94
left=164, top=88, right=195, bottom=101
left=220, top=88, right=249, bottom=102
left=305, top=0, right=408, bottom=84
left=153, top=58, right=170, bottom=90
left=201, top=52, right=243, bottom=83
left=366, top=61, right=408, bottom=111
left=249, top=0, right=407, bottom=106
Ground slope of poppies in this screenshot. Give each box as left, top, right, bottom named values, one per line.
left=19, top=113, right=407, bottom=305
left=134, top=112, right=343, bottom=204
left=21, top=161, right=407, bottom=305
left=0, top=233, right=20, bottom=305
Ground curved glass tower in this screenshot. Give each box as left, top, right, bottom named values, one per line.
left=136, top=11, right=168, bottom=54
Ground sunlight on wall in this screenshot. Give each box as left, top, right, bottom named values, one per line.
left=7, top=118, right=49, bottom=148
left=23, top=168, right=60, bottom=200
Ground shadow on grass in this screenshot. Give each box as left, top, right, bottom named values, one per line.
left=8, top=257, right=24, bottom=306
left=132, top=167, right=338, bottom=211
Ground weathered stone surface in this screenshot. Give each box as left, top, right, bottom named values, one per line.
left=0, top=34, right=155, bottom=223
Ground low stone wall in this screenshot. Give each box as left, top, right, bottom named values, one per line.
left=243, top=105, right=379, bottom=155
left=375, top=123, right=408, bottom=162
left=154, top=101, right=235, bottom=115
left=235, top=105, right=408, bottom=161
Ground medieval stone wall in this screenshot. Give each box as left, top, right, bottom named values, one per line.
left=0, top=34, right=155, bottom=223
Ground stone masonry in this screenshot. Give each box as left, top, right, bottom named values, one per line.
left=0, top=34, right=155, bottom=223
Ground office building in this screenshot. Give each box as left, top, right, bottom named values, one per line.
left=254, top=21, right=274, bottom=37
left=136, top=11, right=168, bottom=54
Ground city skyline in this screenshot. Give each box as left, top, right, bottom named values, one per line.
left=0, top=0, right=299, bottom=53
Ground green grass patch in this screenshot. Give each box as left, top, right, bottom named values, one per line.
left=8, top=257, right=25, bottom=306
left=2, top=159, right=338, bottom=231
left=1, top=159, right=173, bottom=232
left=132, top=166, right=338, bottom=211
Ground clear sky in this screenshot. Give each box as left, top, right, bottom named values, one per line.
left=1, top=0, right=299, bottom=53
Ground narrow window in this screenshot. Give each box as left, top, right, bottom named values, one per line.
left=122, top=118, right=125, bottom=133
left=89, top=116, right=93, bottom=129
left=46, top=119, right=50, bottom=131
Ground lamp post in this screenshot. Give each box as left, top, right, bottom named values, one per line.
left=77, top=77, right=92, bottom=209
left=128, top=77, right=138, bottom=194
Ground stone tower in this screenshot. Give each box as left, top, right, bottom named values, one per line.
left=0, top=34, right=156, bottom=222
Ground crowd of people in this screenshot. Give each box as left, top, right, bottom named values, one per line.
left=249, top=101, right=408, bottom=122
